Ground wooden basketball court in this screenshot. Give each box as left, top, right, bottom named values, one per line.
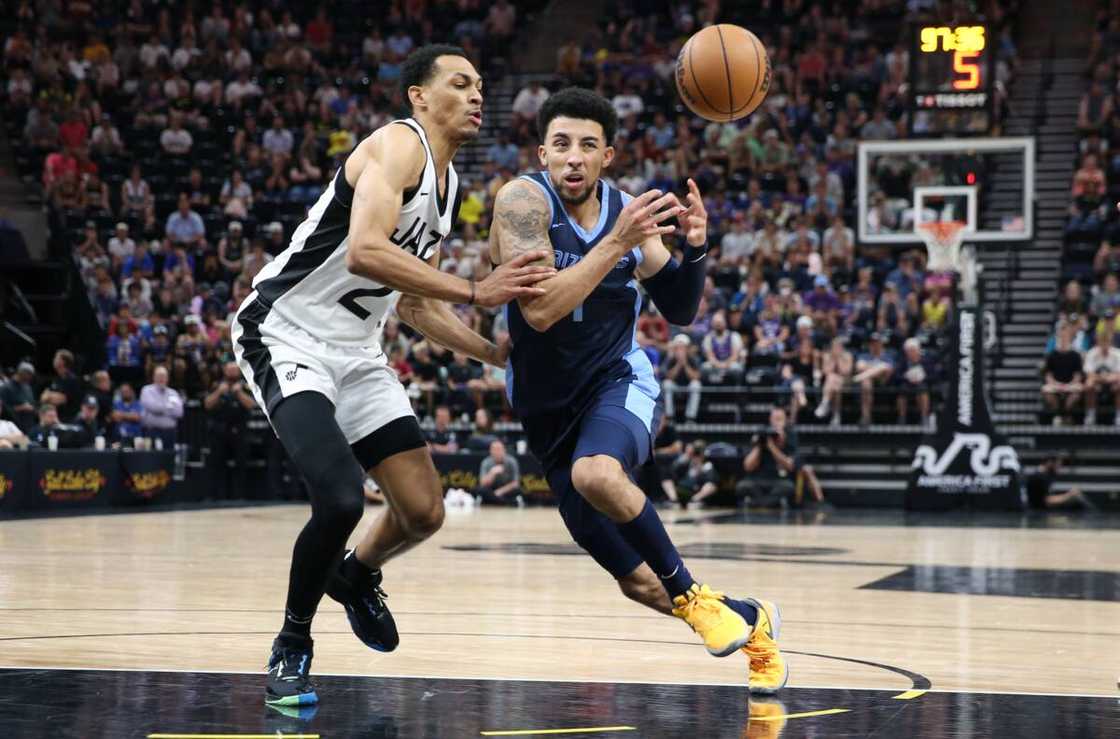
left=1, top=504, right=1117, bottom=737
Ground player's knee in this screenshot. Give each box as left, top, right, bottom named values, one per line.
left=316, top=489, right=365, bottom=534
left=401, top=496, right=445, bottom=539
left=571, top=455, right=621, bottom=498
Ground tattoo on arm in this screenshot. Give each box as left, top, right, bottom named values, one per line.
left=494, top=183, right=552, bottom=264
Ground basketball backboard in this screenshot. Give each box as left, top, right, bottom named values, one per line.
left=857, top=137, right=1034, bottom=244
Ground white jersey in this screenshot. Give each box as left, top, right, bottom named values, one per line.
left=244, top=118, right=459, bottom=347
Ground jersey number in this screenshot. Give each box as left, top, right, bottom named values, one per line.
left=338, top=287, right=393, bottom=320
left=337, top=217, right=442, bottom=320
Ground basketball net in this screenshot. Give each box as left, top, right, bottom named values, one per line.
left=916, top=220, right=979, bottom=303
left=917, top=221, right=965, bottom=272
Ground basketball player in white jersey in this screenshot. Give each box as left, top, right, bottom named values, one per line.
left=231, top=45, right=554, bottom=706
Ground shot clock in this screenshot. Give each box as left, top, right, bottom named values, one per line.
left=909, top=24, right=994, bottom=136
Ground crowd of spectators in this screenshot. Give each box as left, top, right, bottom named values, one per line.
left=518, top=0, right=1015, bottom=427
left=1, top=1, right=539, bottom=442
left=1, top=1, right=1030, bottom=511
left=1048, top=7, right=1120, bottom=426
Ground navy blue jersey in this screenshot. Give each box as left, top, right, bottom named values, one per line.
left=505, top=172, right=658, bottom=417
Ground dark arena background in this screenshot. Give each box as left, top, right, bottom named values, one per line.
left=1, top=1, right=1118, bottom=737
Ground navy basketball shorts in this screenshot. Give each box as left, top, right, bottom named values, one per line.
left=524, top=378, right=663, bottom=579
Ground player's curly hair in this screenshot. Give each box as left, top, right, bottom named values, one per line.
left=536, top=86, right=618, bottom=144
left=400, top=44, right=470, bottom=112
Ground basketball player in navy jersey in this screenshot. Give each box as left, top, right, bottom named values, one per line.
left=489, top=88, right=787, bottom=693
left=232, top=45, right=554, bottom=705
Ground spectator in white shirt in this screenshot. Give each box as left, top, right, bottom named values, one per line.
left=262, top=116, right=294, bottom=157
left=140, top=366, right=184, bottom=449
left=511, top=81, right=550, bottom=127
left=224, top=37, right=252, bottom=74
left=612, top=87, right=644, bottom=119
left=225, top=71, right=262, bottom=107
left=138, top=34, right=169, bottom=69
left=1083, top=326, right=1120, bottom=426
left=108, top=222, right=136, bottom=269
left=0, top=397, right=29, bottom=448
left=160, top=114, right=193, bottom=156
left=720, top=214, right=755, bottom=263
left=363, top=28, right=384, bottom=63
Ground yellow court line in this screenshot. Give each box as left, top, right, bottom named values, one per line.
left=480, top=726, right=636, bottom=736
left=750, top=708, right=851, bottom=722
left=892, top=689, right=929, bottom=700
left=148, top=734, right=319, bottom=738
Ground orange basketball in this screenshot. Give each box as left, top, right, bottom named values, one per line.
left=675, top=24, right=771, bottom=122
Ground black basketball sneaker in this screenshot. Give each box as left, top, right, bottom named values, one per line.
left=325, top=549, right=400, bottom=652
left=265, top=633, right=318, bottom=706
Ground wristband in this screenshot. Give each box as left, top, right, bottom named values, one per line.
left=683, top=240, right=708, bottom=260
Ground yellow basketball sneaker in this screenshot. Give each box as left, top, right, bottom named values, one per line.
left=671, top=583, right=751, bottom=657
left=741, top=597, right=788, bottom=695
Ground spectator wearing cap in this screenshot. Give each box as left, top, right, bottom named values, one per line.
left=111, top=383, right=143, bottom=446
left=0, top=394, right=29, bottom=449
left=804, top=275, right=842, bottom=335
left=140, top=366, right=183, bottom=449
left=2, top=361, right=38, bottom=431
left=264, top=222, right=285, bottom=255
left=218, top=221, right=246, bottom=278
left=107, top=222, right=136, bottom=272
left=70, top=394, right=105, bottom=448
left=203, top=361, right=255, bottom=499
left=701, top=311, right=746, bottom=386
left=660, top=334, right=702, bottom=422
left=854, top=333, right=896, bottom=426
left=146, top=324, right=174, bottom=374
left=40, top=349, right=84, bottom=420
left=90, top=114, right=123, bottom=159
left=894, top=338, right=935, bottom=428
left=165, top=193, right=206, bottom=251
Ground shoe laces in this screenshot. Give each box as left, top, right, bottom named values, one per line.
left=270, top=648, right=310, bottom=680
left=359, top=573, right=389, bottom=612
left=675, top=584, right=727, bottom=630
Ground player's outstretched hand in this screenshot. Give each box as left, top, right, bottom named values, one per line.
left=474, top=249, right=556, bottom=308
left=610, top=189, right=685, bottom=248
left=681, top=178, right=708, bottom=247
